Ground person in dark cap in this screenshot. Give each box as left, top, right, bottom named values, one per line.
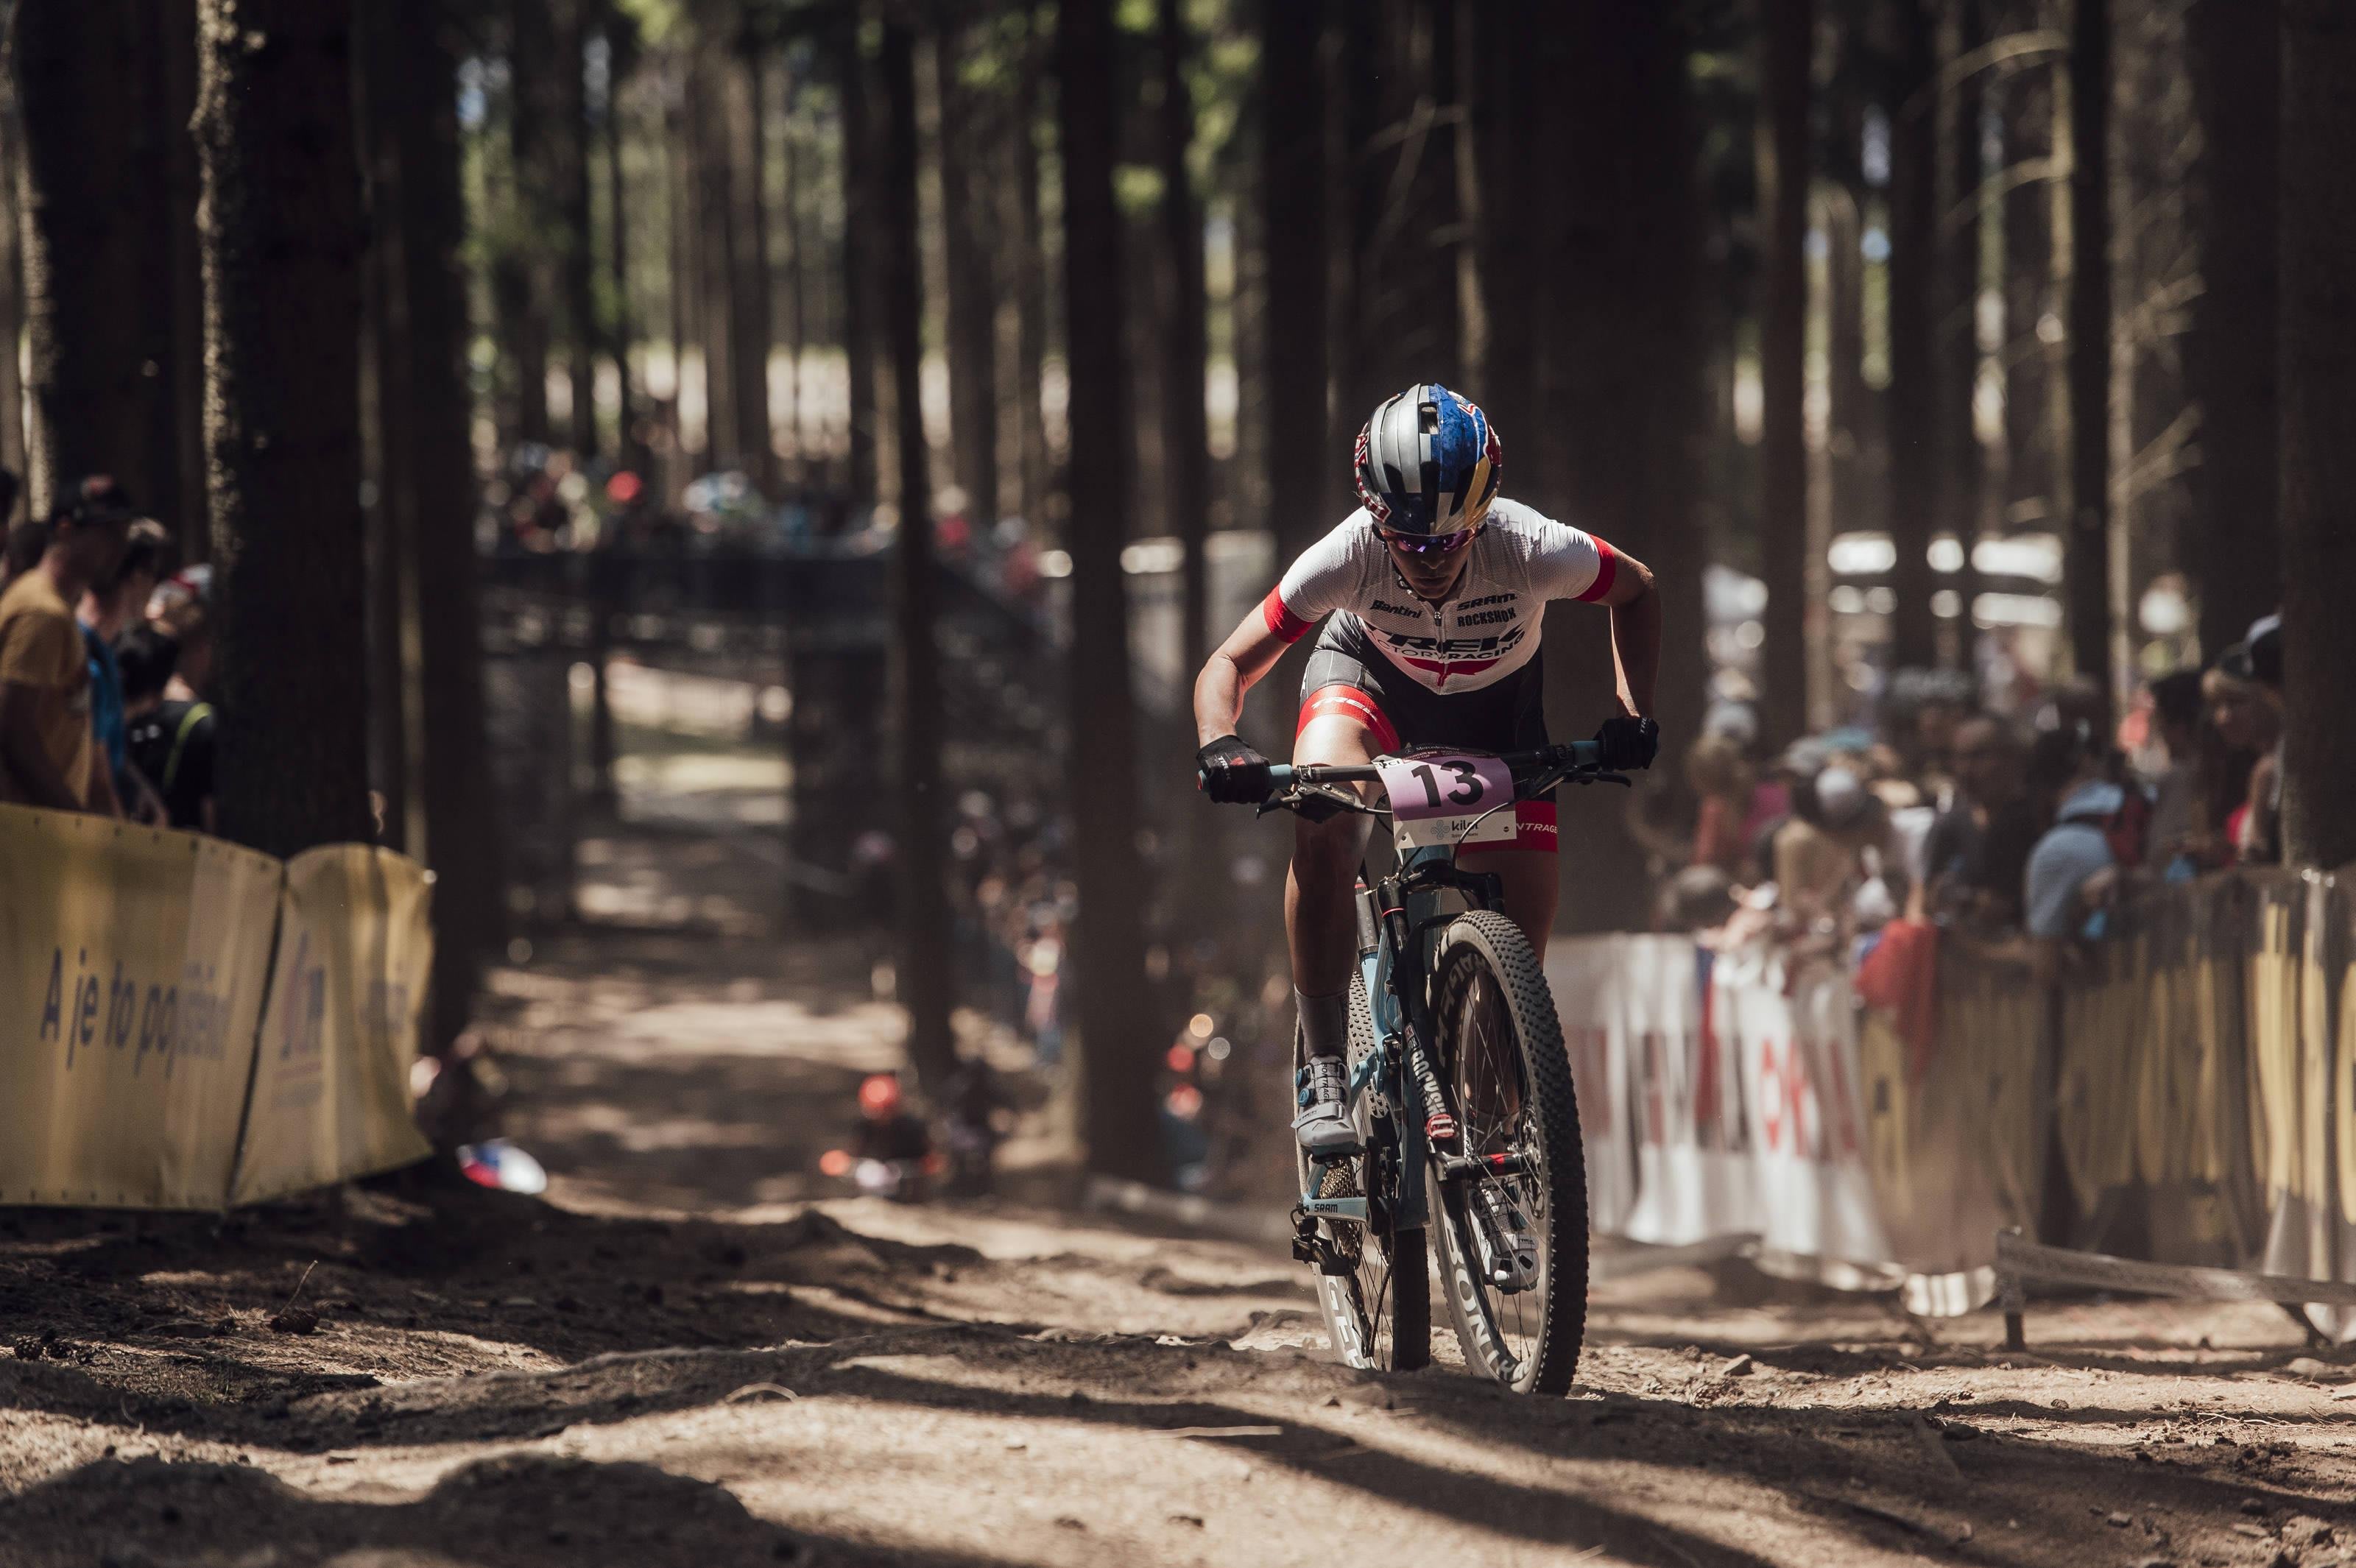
left=0, top=477, right=134, bottom=812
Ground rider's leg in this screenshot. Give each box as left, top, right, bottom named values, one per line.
left=1459, top=843, right=1560, bottom=956
left=1285, top=710, right=1378, bottom=1056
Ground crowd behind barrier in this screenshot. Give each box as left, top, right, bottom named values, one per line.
left=0, top=803, right=432, bottom=1210
left=1554, top=862, right=2356, bottom=1328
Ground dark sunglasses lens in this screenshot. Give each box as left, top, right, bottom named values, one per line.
left=1382, top=529, right=1468, bottom=556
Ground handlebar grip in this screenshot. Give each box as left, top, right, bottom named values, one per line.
left=1555, top=740, right=1604, bottom=768
left=1265, top=764, right=1295, bottom=788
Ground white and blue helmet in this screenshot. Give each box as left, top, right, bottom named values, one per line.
left=1352, top=384, right=1503, bottom=537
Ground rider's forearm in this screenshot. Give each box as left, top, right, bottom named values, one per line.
left=1609, top=578, right=1661, bottom=718
left=1194, top=652, right=1249, bottom=746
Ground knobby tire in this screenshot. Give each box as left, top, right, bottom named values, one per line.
left=1427, top=908, right=1589, bottom=1394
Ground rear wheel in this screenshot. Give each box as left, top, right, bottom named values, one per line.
left=1426, top=910, right=1587, bottom=1394
left=1295, top=971, right=1429, bottom=1371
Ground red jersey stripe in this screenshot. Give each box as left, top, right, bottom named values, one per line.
left=1574, top=537, right=1619, bottom=603
left=1261, top=587, right=1313, bottom=643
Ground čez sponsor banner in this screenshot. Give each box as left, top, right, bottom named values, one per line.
left=232, top=845, right=435, bottom=1205
left=0, top=805, right=281, bottom=1207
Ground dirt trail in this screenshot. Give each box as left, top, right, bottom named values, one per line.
left=7, top=813, right=2356, bottom=1566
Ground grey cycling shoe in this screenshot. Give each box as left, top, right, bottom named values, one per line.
left=1292, top=1056, right=1359, bottom=1154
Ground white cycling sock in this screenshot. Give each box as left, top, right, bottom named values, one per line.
left=1295, top=988, right=1349, bottom=1062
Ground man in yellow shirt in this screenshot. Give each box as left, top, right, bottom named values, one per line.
left=0, top=478, right=134, bottom=812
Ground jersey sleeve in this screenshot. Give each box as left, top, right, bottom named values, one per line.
left=1519, top=510, right=1620, bottom=604
left=1258, top=517, right=1367, bottom=644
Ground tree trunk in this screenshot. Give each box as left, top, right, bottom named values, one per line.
left=194, top=0, right=372, bottom=856
left=1886, top=0, right=1940, bottom=673
left=1059, top=0, right=1162, bottom=1182
left=1009, top=4, right=1049, bottom=529
left=1472, top=1, right=1535, bottom=439
left=1160, top=0, right=1208, bottom=678
left=2186, top=0, right=2279, bottom=660
left=1756, top=0, right=1812, bottom=745
left=878, top=17, right=953, bottom=1091
left=1936, top=0, right=1988, bottom=665
left=0, top=71, right=27, bottom=481
left=358, top=0, right=415, bottom=852
left=555, top=0, right=596, bottom=456
left=507, top=0, right=554, bottom=446
left=838, top=14, right=880, bottom=509
left=2277, top=0, right=2356, bottom=869
left=607, top=29, right=646, bottom=476
left=688, top=39, right=736, bottom=470
left=163, top=0, right=207, bottom=551
left=664, top=89, right=693, bottom=478
left=936, top=27, right=1001, bottom=525
left=2002, top=56, right=2054, bottom=528
left=14, top=0, right=166, bottom=518
left=776, top=60, right=805, bottom=476
left=2280, top=0, right=2356, bottom=861
left=1543, top=3, right=1707, bottom=933
left=405, top=0, right=504, bottom=1053
left=2062, top=0, right=2112, bottom=713
left=1260, top=0, right=1327, bottom=559
left=727, top=39, right=775, bottom=494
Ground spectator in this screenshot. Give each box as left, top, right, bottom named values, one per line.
left=2024, top=719, right=2120, bottom=957
left=2, top=518, right=50, bottom=588
left=150, top=569, right=215, bottom=700
left=2205, top=621, right=2283, bottom=864
left=1685, top=733, right=1755, bottom=877
left=1919, top=713, right=2039, bottom=933
left=1773, top=763, right=1909, bottom=935
left=79, top=518, right=174, bottom=823
left=120, top=626, right=216, bottom=833
left=2143, top=668, right=2209, bottom=876
left=0, top=479, right=134, bottom=812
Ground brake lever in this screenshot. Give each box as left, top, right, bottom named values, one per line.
left=1258, top=783, right=1380, bottom=823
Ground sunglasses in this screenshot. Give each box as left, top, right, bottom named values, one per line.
left=1374, top=524, right=1478, bottom=558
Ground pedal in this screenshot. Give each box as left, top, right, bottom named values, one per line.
left=1469, top=1182, right=1540, bottom=1293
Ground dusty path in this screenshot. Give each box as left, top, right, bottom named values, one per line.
left=7, top=807, right=2356, bottom=1564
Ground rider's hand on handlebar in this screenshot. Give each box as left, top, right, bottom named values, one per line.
left=1594, top=714, right=1660, bottom=771
left=1196, top=734, right=1274, bottom=803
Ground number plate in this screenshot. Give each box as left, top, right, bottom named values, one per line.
left=1375, top=752, right=1517, bottom=852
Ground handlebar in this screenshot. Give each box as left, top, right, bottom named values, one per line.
left=1266, top=739, right=1605, bottom=791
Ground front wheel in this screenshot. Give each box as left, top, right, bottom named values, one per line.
left=1426, top=910, right=1588, bottom=1394
left=1295, top=971, right=1429, bottom=1371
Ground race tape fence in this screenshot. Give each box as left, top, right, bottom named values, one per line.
left=0, top=804, right=432, bottom=1210
left=1553, top=865, right=2356, bottom=1325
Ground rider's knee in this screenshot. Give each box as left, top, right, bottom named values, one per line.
left=1291, top=814, right=1361, bottom=885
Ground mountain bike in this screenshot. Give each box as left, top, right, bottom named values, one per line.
left=1213, top=740, right=1623, bottom=1395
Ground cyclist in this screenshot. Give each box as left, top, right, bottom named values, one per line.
left=1193, top=384, right=1661, bottom=1154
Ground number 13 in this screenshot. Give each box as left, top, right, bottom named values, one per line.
left=1409, top=760, right=1484, bottom=808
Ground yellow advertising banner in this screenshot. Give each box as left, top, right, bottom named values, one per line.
left=0, top=804, right=281, bottom=1207
left=231, top=845, right=434, bottom=1205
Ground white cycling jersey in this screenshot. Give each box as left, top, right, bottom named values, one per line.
left=1260, top=498, right=1620, bottom=693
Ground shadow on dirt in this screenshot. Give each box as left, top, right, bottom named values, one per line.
left=0, top=1452, right=815, bottom=1568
